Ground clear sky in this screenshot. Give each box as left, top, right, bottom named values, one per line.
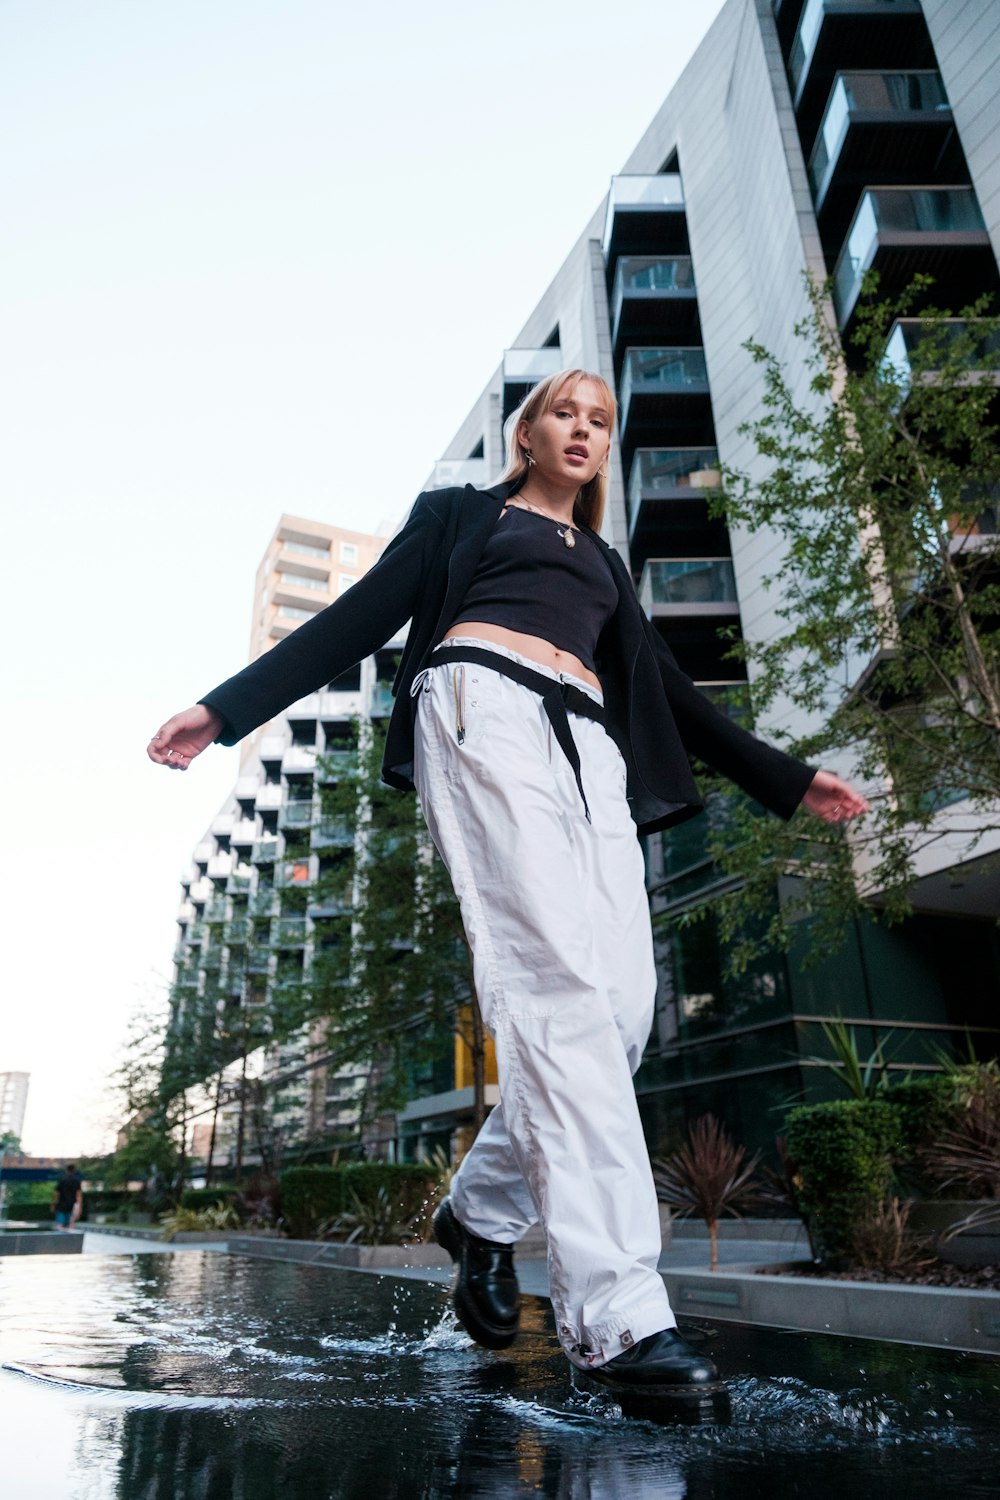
left=1, top=0, right=727, bottom=1156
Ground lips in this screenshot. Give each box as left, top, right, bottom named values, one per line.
left=565, top=446, right=588, bottom=459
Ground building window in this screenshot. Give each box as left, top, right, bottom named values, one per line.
left=340, top=542, right=358, bottom=565
left=278, top=605, right=316, bottom=620
left=339, top=575, right=356, bottom=595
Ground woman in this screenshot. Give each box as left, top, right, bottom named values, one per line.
left=149, top=369, right=866, bottom=1419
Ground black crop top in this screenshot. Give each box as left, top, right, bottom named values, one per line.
left=448, top=505, right=619, bottom=672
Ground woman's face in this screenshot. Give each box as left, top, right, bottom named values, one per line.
left=518, top=378, right=612, bottom=486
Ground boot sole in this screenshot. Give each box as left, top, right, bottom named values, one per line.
left=433, top=1202, right=520, bottom=1351
left=571, top=1365, right=732, bottom=1426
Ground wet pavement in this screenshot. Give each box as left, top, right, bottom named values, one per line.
left=1, top=1249, right=998, bottom=1498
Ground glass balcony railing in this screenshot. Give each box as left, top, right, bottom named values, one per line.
left=279, top=801, right=314, bottom=830
left=224, top=918, right=249, bottom=945
left=883, top=318, right=1000, bottom=392
left=429, top=458, right=490, bottom=489
left=832, top=187, right=987, bottom=323
left=611, top=257, right=695, bottom=332
left=313, top=817, right=354, bottom=848
left=272, top=917, right=308, bottom=946
left=249, top=890, right=276, bottom=917
left=602, top=174, right=684, bottom=255
left=371, top=683, right=395, bottom=717
left=809, top=70, right=949, bottom=194
left=251, top=839, right=279, bottom=865
left=620, top=349, right=709, bottom=418
left=627, top=448, right=721, bottom=513
left=639, top=558, right=739, bottom=612
left=502, top=348, right=563, bottom=383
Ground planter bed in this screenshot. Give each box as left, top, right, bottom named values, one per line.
left=764, top=1260, right=1000, bottom=1291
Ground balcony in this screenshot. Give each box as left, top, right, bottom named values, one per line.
left=249, top=889, right=276, bottom=917
left=501, top=347, right=563, bottom=423
left=229, top=819, right=257, bottom=848
left=282, top=744, right=317, bottom=775
left=255, top=783, right=283, bottom=812
left=787, top=0, right=931, bottom=154
left=202, top=949, right=223, bottom=973
left=638, top=559, right=740, bottom=618
left=882, top=318, right=1000, bottom=395
left=832, top=187, right=994, bottom=333
left=279, top=801, right=314, bottom=832
left=251, top=838, right=279, bottom=866
left=275, top=546, right=330, bottom=584
left=610, top=257, right=699, bottom=364
left=246, top=947, right=271, bottom=975
left=313, top=816, right=354, bottom=849
left=316, top=748, right=355, bottom=784
left=428, top=457, right=490, bottom=490
left=204, top=896, right=227, bottom=923
left=626, top=448, right=726, bottom=568
left=602, top=174, right=687, bottom=264
left=207, top=853, right=232, bottom=880
left=271, top=917, right=308, bottom=947
left=223, top=916, right=249, bottom=945
left=189, top=878, right=213, bottom=905
left=809, top=71, right=956, bottom=247
left=619, top=349, right=712, bottom=458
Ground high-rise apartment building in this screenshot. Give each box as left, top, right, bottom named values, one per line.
left=0, top=1072, right=29, bottom=1144
left=168, top=516, right=396, bottom=1166
left=410, top=0, right=1000, bottom=1155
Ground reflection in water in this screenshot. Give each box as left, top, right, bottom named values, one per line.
left=0, top=1252, right=998, bottom=1498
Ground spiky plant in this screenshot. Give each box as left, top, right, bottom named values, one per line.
left=652, top=1114, right=763, bottom=1271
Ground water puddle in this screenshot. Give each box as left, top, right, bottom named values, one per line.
left=0, top=1250, right=997, bottom=1497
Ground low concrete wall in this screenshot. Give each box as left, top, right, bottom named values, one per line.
left=0, top=1231, right=83, bottom=1257
left=664, top=1264, right=1000, bottom=1355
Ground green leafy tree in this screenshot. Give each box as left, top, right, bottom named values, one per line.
left=309, top=718, right=489, bottom=1136
left=700, top=277, right=1000, bottom=970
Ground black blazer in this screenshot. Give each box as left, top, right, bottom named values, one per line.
left=201, top=482, right=816, bottom=836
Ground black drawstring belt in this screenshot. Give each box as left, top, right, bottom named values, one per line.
left=430, top=645, right=606, bottom=823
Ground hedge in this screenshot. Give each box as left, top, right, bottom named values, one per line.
left=784, top=1099, right=901, bottom=1265
left=280, top=1164, right=438, bottom=1239
left=883, top=1076, right=954, bottom=1193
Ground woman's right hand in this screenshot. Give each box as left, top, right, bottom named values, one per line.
left=147, top=704, right=225, bottom=770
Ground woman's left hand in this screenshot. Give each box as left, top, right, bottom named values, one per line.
left=801, top=769, right=869, bottom=824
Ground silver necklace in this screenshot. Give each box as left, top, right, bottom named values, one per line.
left=514, top=496, right=577, bottom=548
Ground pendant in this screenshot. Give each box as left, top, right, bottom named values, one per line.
left=562, top=529, right=576, bottom=549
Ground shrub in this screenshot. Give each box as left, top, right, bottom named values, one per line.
left=652, top=1114, right=763, bottom=1271
left=180, top=1187, right=240, bottom=1212
left=160, top=1204, right=241, bottom=1241
left=784, top=1099, right=901, bottom=1266
left=280, top=1163, right=438, bottom=1240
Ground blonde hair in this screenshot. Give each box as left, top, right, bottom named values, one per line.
left=499, top=367, right=617, bottom=534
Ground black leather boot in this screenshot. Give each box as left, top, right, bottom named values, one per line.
left=572, top=1328, right=731, bottom=1425
left=432, top=1197, right=520, bottom=1350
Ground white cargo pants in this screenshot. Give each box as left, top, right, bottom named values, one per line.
left=413, top=638, right=676, bottom=1370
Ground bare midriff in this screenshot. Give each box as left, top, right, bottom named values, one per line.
left=440, top=622, right=602, bottom=693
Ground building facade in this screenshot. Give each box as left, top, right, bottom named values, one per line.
left=0, top=1072, right=29, bottom=1144
left=412, top=0, right=1000, bottom=1156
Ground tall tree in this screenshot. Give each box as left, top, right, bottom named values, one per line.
left=695, top=277, right=1000, bottom=971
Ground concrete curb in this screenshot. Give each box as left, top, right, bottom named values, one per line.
left=0, top=1231, right=84, bottom=1256
left=663, top=1263, right=1000, bottom=1355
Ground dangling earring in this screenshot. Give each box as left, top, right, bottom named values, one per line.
left=597, top=465, right=608, bottom=478
left=524, top=449, right=535, bottom=466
